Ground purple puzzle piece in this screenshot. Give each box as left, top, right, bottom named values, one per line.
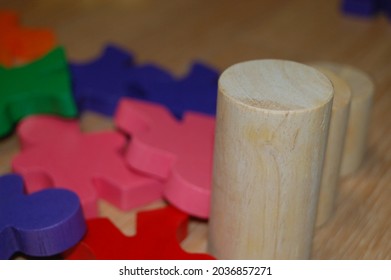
left=379, top=0, right=391, bottom=18
left=70, top=44, right=172, bottom=116
left=70, top=44, right=219, bottom=119
left=70, top=44, right=134, bottom=115
left=0, top=174, right=86, bottom=259
left=341, top=0, right=381, bottom=17
left=137, top=62, right=219, bottom=119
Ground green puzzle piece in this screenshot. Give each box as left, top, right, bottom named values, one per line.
left=0, top=47, right=77, bottom=137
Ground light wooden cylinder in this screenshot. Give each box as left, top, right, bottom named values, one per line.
left=313, top=63, right=374, bottom=177
left=208, top=60, right=333, bottom=259
left=310, top=66, right=352, bottom=227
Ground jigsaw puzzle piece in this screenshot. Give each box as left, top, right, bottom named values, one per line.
left=70, top=44, right=172, bottom=116
left=65, top=206, right=214, bottom=260
left=0, top=174, right=86, bottom=259
left=0, top=10, right=17, bottom=27
left=0, top=46, right=77, bottom=137
left=115, top=99, right=215, bottom=218
left=12, top=115, right=163, bottom=218
left=138, top=62, right=219, bottom=119
left=341, top=0, right=381, bottom=17
left=379, top=0, right=391, bottom=18
left=0, top=10, right=56, bottom=67
left=70, top=44, right=135, bottom=116
left=70, top=44, right=218, bottom=118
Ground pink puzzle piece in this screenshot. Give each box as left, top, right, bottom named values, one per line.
left=115, top=98, right=215, bottom=218
left=12, top=115, right=163, bottom=218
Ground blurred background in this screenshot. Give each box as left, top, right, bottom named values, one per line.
left=2, top=0, right=390, bottom=74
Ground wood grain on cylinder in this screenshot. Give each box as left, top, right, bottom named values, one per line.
left=313, top=63, right=374, bottom=177
left=311, top=66, right=351, bottom=227
left=208, top=60, right=333, bottom=259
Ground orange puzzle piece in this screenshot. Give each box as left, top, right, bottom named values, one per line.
left=0, top=10, right=56, bottom=67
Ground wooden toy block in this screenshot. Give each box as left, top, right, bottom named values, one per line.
left=70, top=44, right=218, bottom=118
left=115, top=98, right=215, bottom=218
left=64, top=206, right=215, bottom=260
left=12, top=115, right=163, bottom=218
left=0, top=47, right=77, bottom=137
left=0, top=174, right=86, bottom=259
left=314, top=63, right=374, bottom=177
left=310, top=66, right=352, bottom=227
left=0, top=10, right=56, bottom=67
left=208, top=60, right=333, bottom=259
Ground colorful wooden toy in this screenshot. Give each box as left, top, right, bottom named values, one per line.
left=64, top=206, right=214, bottom=260
left=208, top=60, right=333, bottom=259
left=70, top=44, right=218, bottom=118
left=0, top=10, right=56, bottom=67
left=0, top=47, right=77, bottom=137
left=70, top=44, right=172, bottom=116
left=380, top=0, right=391, bottom=18
left=0, top=174, right=86, bottom=259
left=341, top=0, right=380, bottom=17
left=137, top=62, right=219, bottom=119
left=12, top=115, right=163, bottom=218
left=115, top=99, right=215, bottom=219
left=341, top=0, right=391, bottom=18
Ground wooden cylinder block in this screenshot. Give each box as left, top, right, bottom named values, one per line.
left=313, top=63, right=374, bottom=177
left=208, top=60, right=333, bottom=259
left=311, top=66, right=352, bottom=227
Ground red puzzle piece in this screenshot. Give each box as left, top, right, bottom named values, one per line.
left=12, top=115, right=163, bottom=218
left=115, top=99, right=215, bottom=219
left=65, top=206, right=214, bottom=260
left=0, top=10, right=56, bottom=67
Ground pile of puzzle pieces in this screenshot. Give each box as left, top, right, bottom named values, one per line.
left=0, top=10, right=217, bottom=260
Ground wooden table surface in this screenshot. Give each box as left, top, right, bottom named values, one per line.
left=1, top=0, right=390, bottom=259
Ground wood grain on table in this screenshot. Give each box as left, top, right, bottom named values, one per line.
left=0, top=0, right=390, bottom=259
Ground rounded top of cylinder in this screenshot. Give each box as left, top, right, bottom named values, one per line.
left=218, top=59, right=333, bottom=112
left=310, top=62, right=374, bottom=100
left=311, top=66, right=351, bottom=110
